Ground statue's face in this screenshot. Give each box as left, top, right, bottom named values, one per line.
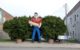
left=34, top=13, right=38, bottom=17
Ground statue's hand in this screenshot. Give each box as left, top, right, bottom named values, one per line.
left=38, top=25, right=41, bottom=28
left=28, top=20, right=32, bottom=26
left=28, top=20, right=42, bottom=28
left=38, top=23, right=42, bottom=28
left=28, top=20, right=31, bottom=24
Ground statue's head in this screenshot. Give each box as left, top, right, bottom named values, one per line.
left=34, top=12, right=38, bottom=17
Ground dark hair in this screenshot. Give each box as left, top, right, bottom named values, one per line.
left=34, top=12, right=38, bottom=14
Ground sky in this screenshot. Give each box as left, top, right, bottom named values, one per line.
left=0, top=0, right=80, bottom=19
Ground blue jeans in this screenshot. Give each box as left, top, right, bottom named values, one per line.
left=32, top=26, right=41, bottom=42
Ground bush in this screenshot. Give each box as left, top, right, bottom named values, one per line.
left=3, top=16, right=32, bottom=41
left=3, top=15, right=66, bottom=42
left=41, top=16, right=66, bottom=41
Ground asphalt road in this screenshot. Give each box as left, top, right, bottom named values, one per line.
left=0, top=47, right=80, bottom=50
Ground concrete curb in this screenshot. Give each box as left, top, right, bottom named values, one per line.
left=0, top=42, right=80, bottom=48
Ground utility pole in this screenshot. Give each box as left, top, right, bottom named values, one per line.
left=64, top=3, right=69, bottom=39
left=64, top=3, right=68, bottom=16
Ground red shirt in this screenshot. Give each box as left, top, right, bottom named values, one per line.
left=31, top=16, right=42, bottom=24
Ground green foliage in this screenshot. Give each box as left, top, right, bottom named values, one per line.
left=3, top=16, right=32, bottom=41
left=3, top=15, right=66, bottom=41
left=41, top=16, right=66, bottom=40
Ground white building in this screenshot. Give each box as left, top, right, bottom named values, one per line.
left=64, top=1, right=80, bottom=41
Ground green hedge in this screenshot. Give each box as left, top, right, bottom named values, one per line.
left=3, top=16, right=66, bottom=41
left=41, top=16, right=66, bottom=41
left=3, top=16, right=32, bottom=41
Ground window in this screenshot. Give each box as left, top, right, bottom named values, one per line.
left=75, top=15, right=76, bottom=21
left=77, top=14, right=78, bottom=17
left=69, top=32, right=72, bottom=35
left=0, top=11, right=2, bottom=22
left=70, top=18, right=72, bottom=24
left=73, top=24, right=76, bottom=28
left=3, top=17, right=6, bottom=23
left=73, top=25, right=74, bottom=27
left=0, top=10, right=3, bottom=23
left=73, top=31, right=74, bottom=38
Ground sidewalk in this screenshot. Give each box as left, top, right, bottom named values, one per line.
left=0, top=41, right=80, bottom=48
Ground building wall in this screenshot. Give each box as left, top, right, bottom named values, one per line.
left=2, top=9, right=13, bottom=21
left=0, top=8, right=13, bottom=29
left=65, top=6, right=80, bottom=41
left=0, top=8, right=13, bottom=39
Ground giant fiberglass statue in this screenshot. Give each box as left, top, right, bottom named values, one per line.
left=29, top=12, right=42, bottom=42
